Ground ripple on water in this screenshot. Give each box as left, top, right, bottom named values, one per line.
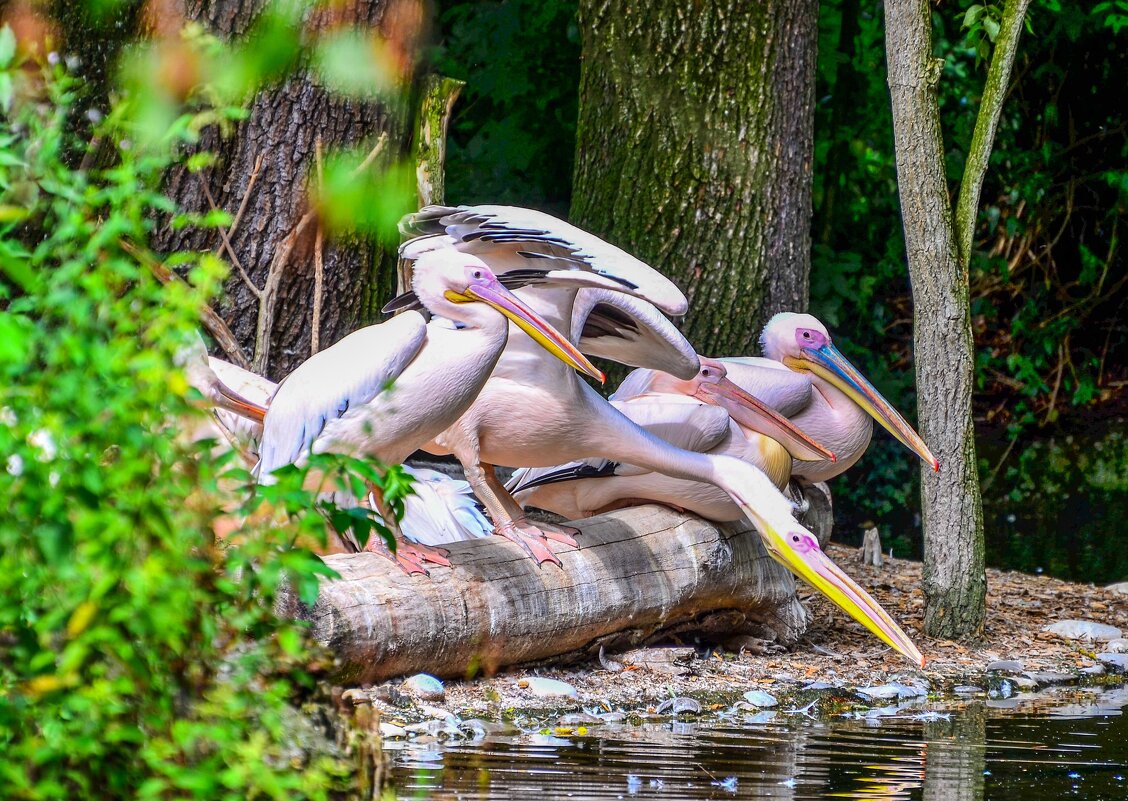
left=390, top=686, right=1128, bottom=800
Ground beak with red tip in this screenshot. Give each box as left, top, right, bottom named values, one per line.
left=446, top=280, right=605, bottom=384
left=784, top=343, right=939, bottom=471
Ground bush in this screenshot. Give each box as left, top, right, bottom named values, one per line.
left=0, top=31, right=362, bottom=801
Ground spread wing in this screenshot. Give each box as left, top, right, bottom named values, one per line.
left=256, top=313, right=428, bottom=479
left=399, top=205, right=688, bottom=315
left=571, top=288, right=699, bottom=379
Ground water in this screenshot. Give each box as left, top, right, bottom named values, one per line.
left=387, top=686, right=1128, bottom=799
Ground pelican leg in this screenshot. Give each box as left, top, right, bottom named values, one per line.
left=481, top=465, right=579, bottom=546
left=460, top=459, right=566, bottom=567
left=364, top=483, right=447, bottom=576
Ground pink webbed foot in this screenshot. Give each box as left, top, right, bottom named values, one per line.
left=363, top=535, right=435, bottom=576
left=494, top=518, right=577, bottom=567
left=398, top=541, right=452, bottom=569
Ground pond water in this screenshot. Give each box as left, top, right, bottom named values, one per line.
left=387, top=685, right=1128, bottom=800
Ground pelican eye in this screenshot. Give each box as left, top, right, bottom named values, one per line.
left=472, top=269, right=483, bottom=279
left=792, top=535, right=800, bottom=542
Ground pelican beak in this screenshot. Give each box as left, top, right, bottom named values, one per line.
left=784, top=344, right=939, bottom=471
left=696, top=378, right=835, bottom=463
left=214, top=381, right=267, bottom=423
left=745, top=509, right=925, bottom=667
left=450, top=282, right=606, bottom=383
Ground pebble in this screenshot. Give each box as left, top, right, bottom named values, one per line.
left=986, top=659, right=1025, bottom=674
left=520, top=677, right=579, bottom=699
left=1024, top=670, right=1077, bottom=687
left=1043, top=620, right=1123, bottom=642
left=801, top=681, right=837, bottom=691
left=402, top=673, right=445, bottom=701
left=1013, top=676, right=1038, bottom=690
left=379, top=722, right=406, bottom=738
left=742, top=690, right=779, bottom=708
left=1098, top=653, right=1128, bottom=673
left=655, top=697, right=701, bottom=715
left=1104, top=639, right=1128, bottom=654
left=858, top=682, right=928, bottom=701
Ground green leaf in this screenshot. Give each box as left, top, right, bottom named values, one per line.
left=0, top=25, right=15, bottom=69
left=983, top=16, right=1001, bottom=41
left=962, top=4, right=985, bottom=29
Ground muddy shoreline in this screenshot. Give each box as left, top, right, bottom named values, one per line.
left=335, top=544, right=1128, bottom=728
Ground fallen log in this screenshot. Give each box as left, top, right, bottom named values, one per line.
left=279, top=505, right=808, bottom=684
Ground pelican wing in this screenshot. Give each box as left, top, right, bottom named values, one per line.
left=256, top=313, right=428, bottom=478
left=718, top=356, right=814, bottom=418
left=572, top=288, right=699, bottom=380
left=400, top=205, right=688, bottom=315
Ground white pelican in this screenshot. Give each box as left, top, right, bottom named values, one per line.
left=720, top=312, right=939, bottom=482
left=508, top=357, right=834, bottom=520
left=254, top=248, right=600, bottom=569
left=398, top=210, right=924, bottom=665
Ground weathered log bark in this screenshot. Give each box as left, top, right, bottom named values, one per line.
left=279, top=505, right=806, bottom=684
left=571, top=0, right=818, bottom=356
left=152, top=0, right=412, bottom=379
left=884, top=0, right=1029, bottom=638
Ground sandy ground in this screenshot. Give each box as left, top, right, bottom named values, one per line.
left=338, top=545, right=1128, bottom=725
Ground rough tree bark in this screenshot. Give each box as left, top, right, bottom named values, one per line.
left=884, top=0, right=1030, bottom=638
left=152, top=0, right=414, bottom=379
left=571, top=0, right=818, bottom=356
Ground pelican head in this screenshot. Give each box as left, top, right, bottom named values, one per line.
left=411, top=250, right=605, bottom=382
left=724, top=459, right=924, bottom=667
left=761, top=313, right=939, bottom=471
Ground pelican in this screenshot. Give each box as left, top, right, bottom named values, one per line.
left=508, top=357, right=835, bottom=520
left=254, top=248, right=601, bottom=568
left=720, top=312, right=939, bottom=482
left=399, top=209, right=923, bottom=665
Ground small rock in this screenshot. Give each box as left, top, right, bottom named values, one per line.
left=801, top=680, right=837, bottom=691
left=742, top=690, right=779, bottom=708
left=1043, top=620, right=1123, bottom=642
left=986, top=659, right=1024, bottom=674
left=953, top=685, right=983, bottom=695
left=379, top=722, right=406, bottom=738
left=1024, top=670, right=1077, bottom=687
left=1013, top=677, right=1038, bottom=690
left=521, top=677, right=579, bottom=699
left=1098, top=653, right=1128, bottom=673
left=401, top=673, right=445, bottom=701
left=858, top=683, right=927, bottom=701
left=1105, top=582, right=1128, bottom=595
left=1081, top=664, right=1106, bottom=676
left=1104, top=639, right=1128, bottom=654
left=340, top=688, right=370, bottom=706
left=656, top=697, right=701, bottom=715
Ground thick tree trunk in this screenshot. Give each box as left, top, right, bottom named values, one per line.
left=571, top=0, right=818, bottom=356
left=152, top=0, right=411, bottom=380
left=278, top=506, right=807, bottom=684
left=883, top=0, right=986, bottom=638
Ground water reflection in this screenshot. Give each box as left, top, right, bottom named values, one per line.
left=388, top=686, right=1128, bottom=800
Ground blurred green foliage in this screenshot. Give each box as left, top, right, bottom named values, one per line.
left=434, top=0, right=1127, bottom=576
left=0, top=0, right=414, bottom=794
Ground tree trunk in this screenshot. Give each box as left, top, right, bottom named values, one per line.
left=884, top=0, right=986, bottom=637
left=571, top=0, right=818, bottom=357
left=277, top=506, right=807, bottom=684
left=152, top=0, right=412, bottom=380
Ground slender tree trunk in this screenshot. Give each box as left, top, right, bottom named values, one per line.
left=152, top=0, right=413, bottom=379
left=571, top=0, right=818, bottom=356
left=884, top=0, right=1029, bottom=638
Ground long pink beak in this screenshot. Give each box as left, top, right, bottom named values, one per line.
left=696, top=378, right=835, bottom=463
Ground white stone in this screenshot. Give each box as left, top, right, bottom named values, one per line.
left=523, top=677, right=579, bottom=699
left=1043, top=620, right=1123, bottom=642
left=742, top=690, right=779, bottom=708
left=402, top=673, right=445, bottom=701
